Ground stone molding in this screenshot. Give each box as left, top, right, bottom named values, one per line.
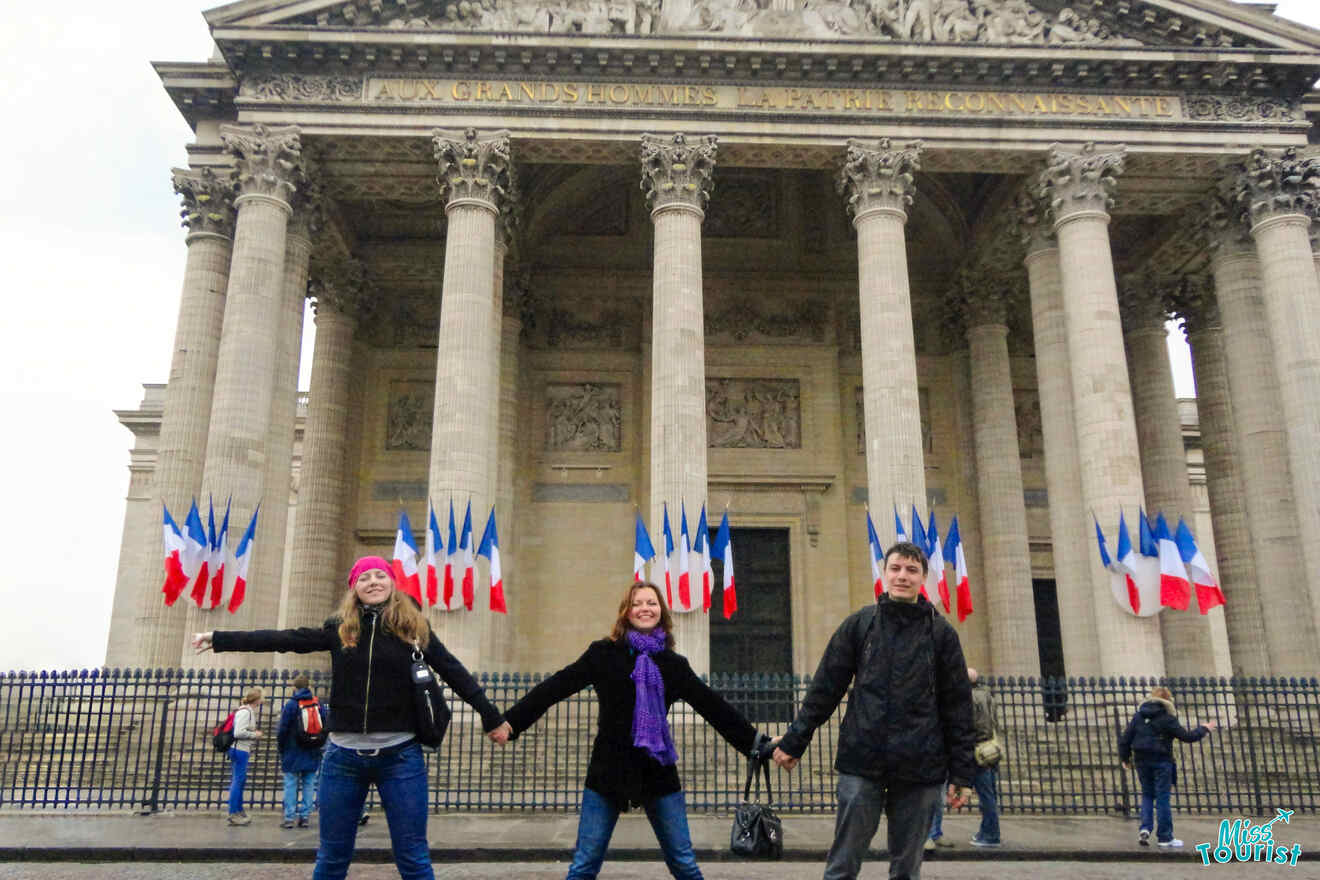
left=705, top=295, right=829, bottom=343
left=219, top=123, right=304, bottom=202
left=1184, top=95, right=1301, bottom=124
left=1233, top=147, right=1320, bottom=227
left=239, top=72, right=361, bottom=102
left=837, top=137, right=922, bottom=222
left=640, top=132, right=717, bottom=213
left=172, top=166, right=237, bottom=238
left=433, top=127, right=515, bottom=211
left=1037, top=142, right=1125, bottom=225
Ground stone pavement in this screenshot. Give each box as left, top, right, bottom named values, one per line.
left=0, top=811, right=1315, bottom=864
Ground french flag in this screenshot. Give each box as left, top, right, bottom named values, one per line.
left=1174, top=518, right=1226, bottom=614
left=160, top=504, right=189, bottom=605
left=228, top=506, right=258, bottom=613
left=1097, top=511, right=1136, bottom=615
left=425, top=501, right=443, bottom=609
left=894, top=505, right=907, bottom=544
left=444, top=500, right=459, bottom=611
left=633, top=511, right=656, bottom=582
left=1116, top=511, right=1160, bottom=617
left=712, top=510, right=737, bottom=619
left=478, top=506, right=506, bottom=614
left=391, top=509, right=424, bottom=608
left=866, top=510, right=885, bottom=597
left=184, top=500, right=210, bottom=607
left=693, top=504, right=713, bottom=613
left=946, top=516, right=973, bottom=622
left=676, top=502, right=693, bottom=612
left=909, top=506, right=930, bottom=601
left=208, top=500, right=231, bottom=610
left=459, top=500, right=475, bottom=611
left=928, top=510, right=949, bottom=613
left=1154, top=512, right=1192, bottom=610
left=661, top=503, right=676, bottom=608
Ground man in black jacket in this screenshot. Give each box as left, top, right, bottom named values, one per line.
left=769, top=541, right=976, bottom=880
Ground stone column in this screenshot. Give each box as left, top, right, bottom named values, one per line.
left=127, top=167, right=236, bottom=669
left=1018, top=200, right=1099, bottom=677
left=1168, top=276, right=1270, bottom=675
left=491, top=265, right=527, bottom=669
left=1038, top=143, right=1163, bottom=676
left=961, top=277, right=1039, bottom=676
left=1311, top=222, right=1320, bottom=284
left=641, top=132, right=717, bottom=674
left=188, top=124, right=303, bottom=666
left=838, top=138, right=927, bottom=544
left=285, top=257, right=366, bottom=648
left=1205, top=195, right=1319, bottom=674
left=1237, top=149, right=1320, bottom=644
left=1118, top=276, right=1220, bottom=676
left=428, top=128, right=513, bottom=669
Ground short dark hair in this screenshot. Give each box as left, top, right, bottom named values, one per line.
left=292, top=674, right=310, bottom=690
left=884, top=541, right=929, bottom=575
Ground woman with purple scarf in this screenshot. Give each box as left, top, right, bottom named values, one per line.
left=495, top=581, right=767, bottom=879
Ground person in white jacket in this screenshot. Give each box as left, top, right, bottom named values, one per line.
left=227, top=688, right=265, bottom=826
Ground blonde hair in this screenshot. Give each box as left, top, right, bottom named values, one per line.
left=335, top=585, right=431, bottom=650
left=241, top=687, right=263, bottom=706
left=1150, top=685, right=1173, bottom=702
left=608, top=582, right=675, bottom=650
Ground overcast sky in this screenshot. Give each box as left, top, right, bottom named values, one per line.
left=0, top=2, right=1316, bottom=672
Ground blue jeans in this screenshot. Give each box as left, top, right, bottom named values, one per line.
left=568, top=787, right=701, bottom=879
left=284, top=768, right=318, bottom=821
left=928, top=796, right=944, bottom=839
left=313, top=741, right=432, bottom=880
left=1137, top=758, right=1175, bottom=843
left=226, top=748, right=249, bottom=815
left=973, top=766, right=1000, bottom=843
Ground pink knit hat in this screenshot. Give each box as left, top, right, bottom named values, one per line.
left=348, top=556, right=395, bottom=589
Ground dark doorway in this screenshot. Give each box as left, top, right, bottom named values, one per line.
left=1033, top=577, right=1068, bottom=721
left=710, top=527, right=794, bottom=723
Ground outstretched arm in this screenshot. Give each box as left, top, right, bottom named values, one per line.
left=777, top=613, right=863, bottom=762
left=423, top=633, right=505, bottom=733
left=673, top=658, right=758, bottom=753
left=197, top=627, right=337, bottom=655
left=503, top=644, right=598, bottom=738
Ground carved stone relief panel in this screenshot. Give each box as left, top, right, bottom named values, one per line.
left=705, top=294, right=830, bottom=344
left=856, top=386, right=932, bottom=454
left=707, top=378, right=801, bottom=449
left=386, top=382, right=434, bottom=451
left=526, top=299, right=638, bottom=349
left=545, top=383, right=623, bottom=452
left=1014, top=389, right=1043, bottom=459
left=704, top=173, right=778, bottom=239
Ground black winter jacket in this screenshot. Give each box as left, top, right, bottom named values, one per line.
left=212, top=608, right=504, bottom=735
left=778, top=595, right=977, bottom=788
left=1118, top=698, right=1209, bottom=764
left=504, top=638, right=757, bottom=810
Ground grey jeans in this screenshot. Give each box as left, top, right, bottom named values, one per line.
left=823, top=773, right=942, bottom=880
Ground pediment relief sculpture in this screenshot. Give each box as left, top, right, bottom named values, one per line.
left=279, top=0, right=1157, bottom=44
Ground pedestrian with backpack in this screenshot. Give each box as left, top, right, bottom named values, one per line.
left=278, top=674, right=328, bottom=828
left=226, top=688, right=265, bottom=826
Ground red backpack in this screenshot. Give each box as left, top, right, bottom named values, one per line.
left=211, top=711, right=236, bottom=753
left=294, top=697, right=327, bottom=749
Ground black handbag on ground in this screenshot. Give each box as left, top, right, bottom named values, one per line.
left=730, top=754, right=783, bottom=859
left=409, top=642, right=452, bottom=750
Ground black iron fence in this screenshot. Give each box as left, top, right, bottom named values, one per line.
left=1, top=669, right=1316, bottom=816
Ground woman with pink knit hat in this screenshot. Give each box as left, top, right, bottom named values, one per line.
left=193, top=555, right=508, bottom=880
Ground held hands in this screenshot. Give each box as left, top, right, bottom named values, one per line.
left=1203, top=721, right=1217, bottom=731
left=771, top=747, right=798, bottom=772
left=487, top=721, right=513, bottom=745
left=946, top=784, right=973, bottom=809
left=1122, top=761, right=1132, bottom=771
left=191, top=632, right=214, bottom=654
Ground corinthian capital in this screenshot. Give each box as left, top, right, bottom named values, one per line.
left=220, top=123, right=304, bottom=203
left=1116, top=271, right=1172, bottom=332
left=640, top=133, right=718, bottom=213
left=1011, top=186, right=1055, bottom=255
left=433, top=128, right=514, bottom=211
left=837, top=138, right=923, bottom=222
left=496, top=172, right=522, bottom=250
left=945, top=266, right=1018, bottom=332
left=1037, top=142, right=1125, bottom=225
left=1233, top=147, right=1320, bottom=227
left=1166, top=273, right=1219, bottom=337
left=308, top=254, right=370, bottom=323
left=172, top=166, right=237, bottom=237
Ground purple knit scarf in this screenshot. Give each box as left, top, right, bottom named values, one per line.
left=626, top=627, right=679, bottom=766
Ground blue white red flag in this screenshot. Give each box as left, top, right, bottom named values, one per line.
left=228, top=506, right=259, bottom=613
left=443, top=500, right=460, bottom=610
left=662, top=503, right=676, bottom=608
left=1154, top=513, right=1191, bottom=611
left=928, top=510, right=949, bottom=613
left=866, top=510, right=885, bottom=598
left=208, top=500, right=231, bottom=610
left=425, top=501, right=443, bottom=609
left=909, top=506, right=930, bottom=601
left=945, top=516, right=972, bottom=622
left=184, top=500, right=210, bottom=607
left=392, top=509, right=424, bottom=608
left=692, top=505, right=713, bottom=613
left=1173, top=518, right=1225, bottom=614
left=894, top=505, right=907, bottom=544
left=676, top=502, right=693, bottom=612
left=712, top=511, right=736, bottom=619
left=478, top=507, right=505, bottom=614
left=160, top=503, right=189, bottom=605
left=633, top=511, right=656, bottom=582
left=460, top=501, right=475, bottom=611
left=1119, top=511, right=1161, bottom=617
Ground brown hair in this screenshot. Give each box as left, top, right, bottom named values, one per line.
left=335, top=584, right=432, bottom=650
left=608, top=581, right=675, bottom=650
left=241, top=687, right=264, bottom=706
left=885, top=540, right=929, bottom=575
left=292, top=674, right=310, bottom=690
left=1150, top=686, right=1173, bottom=702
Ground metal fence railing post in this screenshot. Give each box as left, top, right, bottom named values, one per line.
left=141, top=684, right=174, bottom=815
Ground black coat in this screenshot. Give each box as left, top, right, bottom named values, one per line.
left=778, top=595, right=977, bottom=788
left=504, top=638, right=757, bottom=810
left=1118, top=698, right=1209, bottom=764
left=212, top=608, right=504, bottom=735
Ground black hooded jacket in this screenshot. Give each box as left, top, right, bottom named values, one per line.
left=778, top=594, right=977, bottom=787
left=1118, top=698, right=1209, bottom=763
